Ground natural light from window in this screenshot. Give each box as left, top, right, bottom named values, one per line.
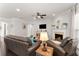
left=74, top=13, right=79, bottom=30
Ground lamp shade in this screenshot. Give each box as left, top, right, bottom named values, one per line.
left=40, top=32, right=49, bottom=41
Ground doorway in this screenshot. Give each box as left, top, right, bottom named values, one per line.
left=0, top=22, right=7, bottom=56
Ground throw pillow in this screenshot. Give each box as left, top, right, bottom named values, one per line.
left=30, top=37, right=36, bottom=45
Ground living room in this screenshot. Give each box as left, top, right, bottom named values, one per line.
left=0, top=3, right=79, bottom=56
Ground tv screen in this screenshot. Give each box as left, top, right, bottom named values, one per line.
left=39, top=24, right=46, bottom=29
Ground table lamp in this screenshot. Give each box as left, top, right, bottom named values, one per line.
left=40, top=32, right=49, bottom=51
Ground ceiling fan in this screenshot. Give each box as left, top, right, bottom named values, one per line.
left=32, top=12, right=46, bottom=19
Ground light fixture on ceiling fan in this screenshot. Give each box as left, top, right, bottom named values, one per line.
left=32, top=12, right=46, bottom=19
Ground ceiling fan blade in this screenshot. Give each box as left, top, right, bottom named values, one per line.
left=41, top=14, right=46, bottom=16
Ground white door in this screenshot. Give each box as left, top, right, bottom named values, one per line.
left=0, top=22, right=7, bottom=56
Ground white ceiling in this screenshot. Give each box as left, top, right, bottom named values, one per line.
left=0, top=3, right=75, bottom=20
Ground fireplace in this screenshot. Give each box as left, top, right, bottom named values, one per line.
left=55, top=33, right=63, bottom=42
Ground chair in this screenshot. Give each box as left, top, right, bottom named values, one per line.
left=47, top=37, right=76, bottom=56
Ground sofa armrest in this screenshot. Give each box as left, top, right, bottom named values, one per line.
left=47, top=40, right=66, bottom=56
left=27, top=41, right=41, bottom=55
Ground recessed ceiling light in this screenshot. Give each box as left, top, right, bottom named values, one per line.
left=52, top=13, right=56, bottom=16
left=16, top=8, right=20, bottom=12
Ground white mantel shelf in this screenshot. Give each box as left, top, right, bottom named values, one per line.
left=52, top=29, right=67, bottom=39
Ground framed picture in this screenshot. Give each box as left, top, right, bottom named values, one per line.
left=62, top=23, right=68, bottom=29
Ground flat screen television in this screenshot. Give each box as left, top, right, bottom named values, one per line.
left=39, top=24, right=46, bottom=29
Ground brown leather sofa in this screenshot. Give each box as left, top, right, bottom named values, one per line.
left=4, top=35, right=41, bottom=56
left=47, top=37, right=76, bottom=56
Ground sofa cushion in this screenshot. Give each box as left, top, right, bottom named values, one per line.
left=30, top=37, right=37, bottom=45
left=50, top=40, right=61, bottom=46
left=52, top=41, right=61, bottom=45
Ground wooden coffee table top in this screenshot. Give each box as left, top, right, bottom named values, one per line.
left=36, top=45, right=53, bottom=56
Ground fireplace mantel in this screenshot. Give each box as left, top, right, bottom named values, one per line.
left=55, top=32, right=64, bottom=35
left=52, top=29, right=66, bottom=39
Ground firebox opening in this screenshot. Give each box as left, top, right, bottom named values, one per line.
left=55, top=34, right=63, bottom=42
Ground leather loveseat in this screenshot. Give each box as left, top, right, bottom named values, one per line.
left=4, top=35, right=41, bottom=56
left=47, top=37, right=76, bottom=56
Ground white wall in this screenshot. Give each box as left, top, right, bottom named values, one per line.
left=0, top=17, right=53, bottom=40
left=25, top=8, right=74, bottom=40
left=52, top=8, right=73, bottom=39
left=0, top=18, right=28, bottom=37
left=7, top=18, right=28, bottom=37
left=25, top=18, right=53, bottom=40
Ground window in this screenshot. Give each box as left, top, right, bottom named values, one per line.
left=74, top=13, right=79, bottom=43
left=74, top=13, right=79, bottom=29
